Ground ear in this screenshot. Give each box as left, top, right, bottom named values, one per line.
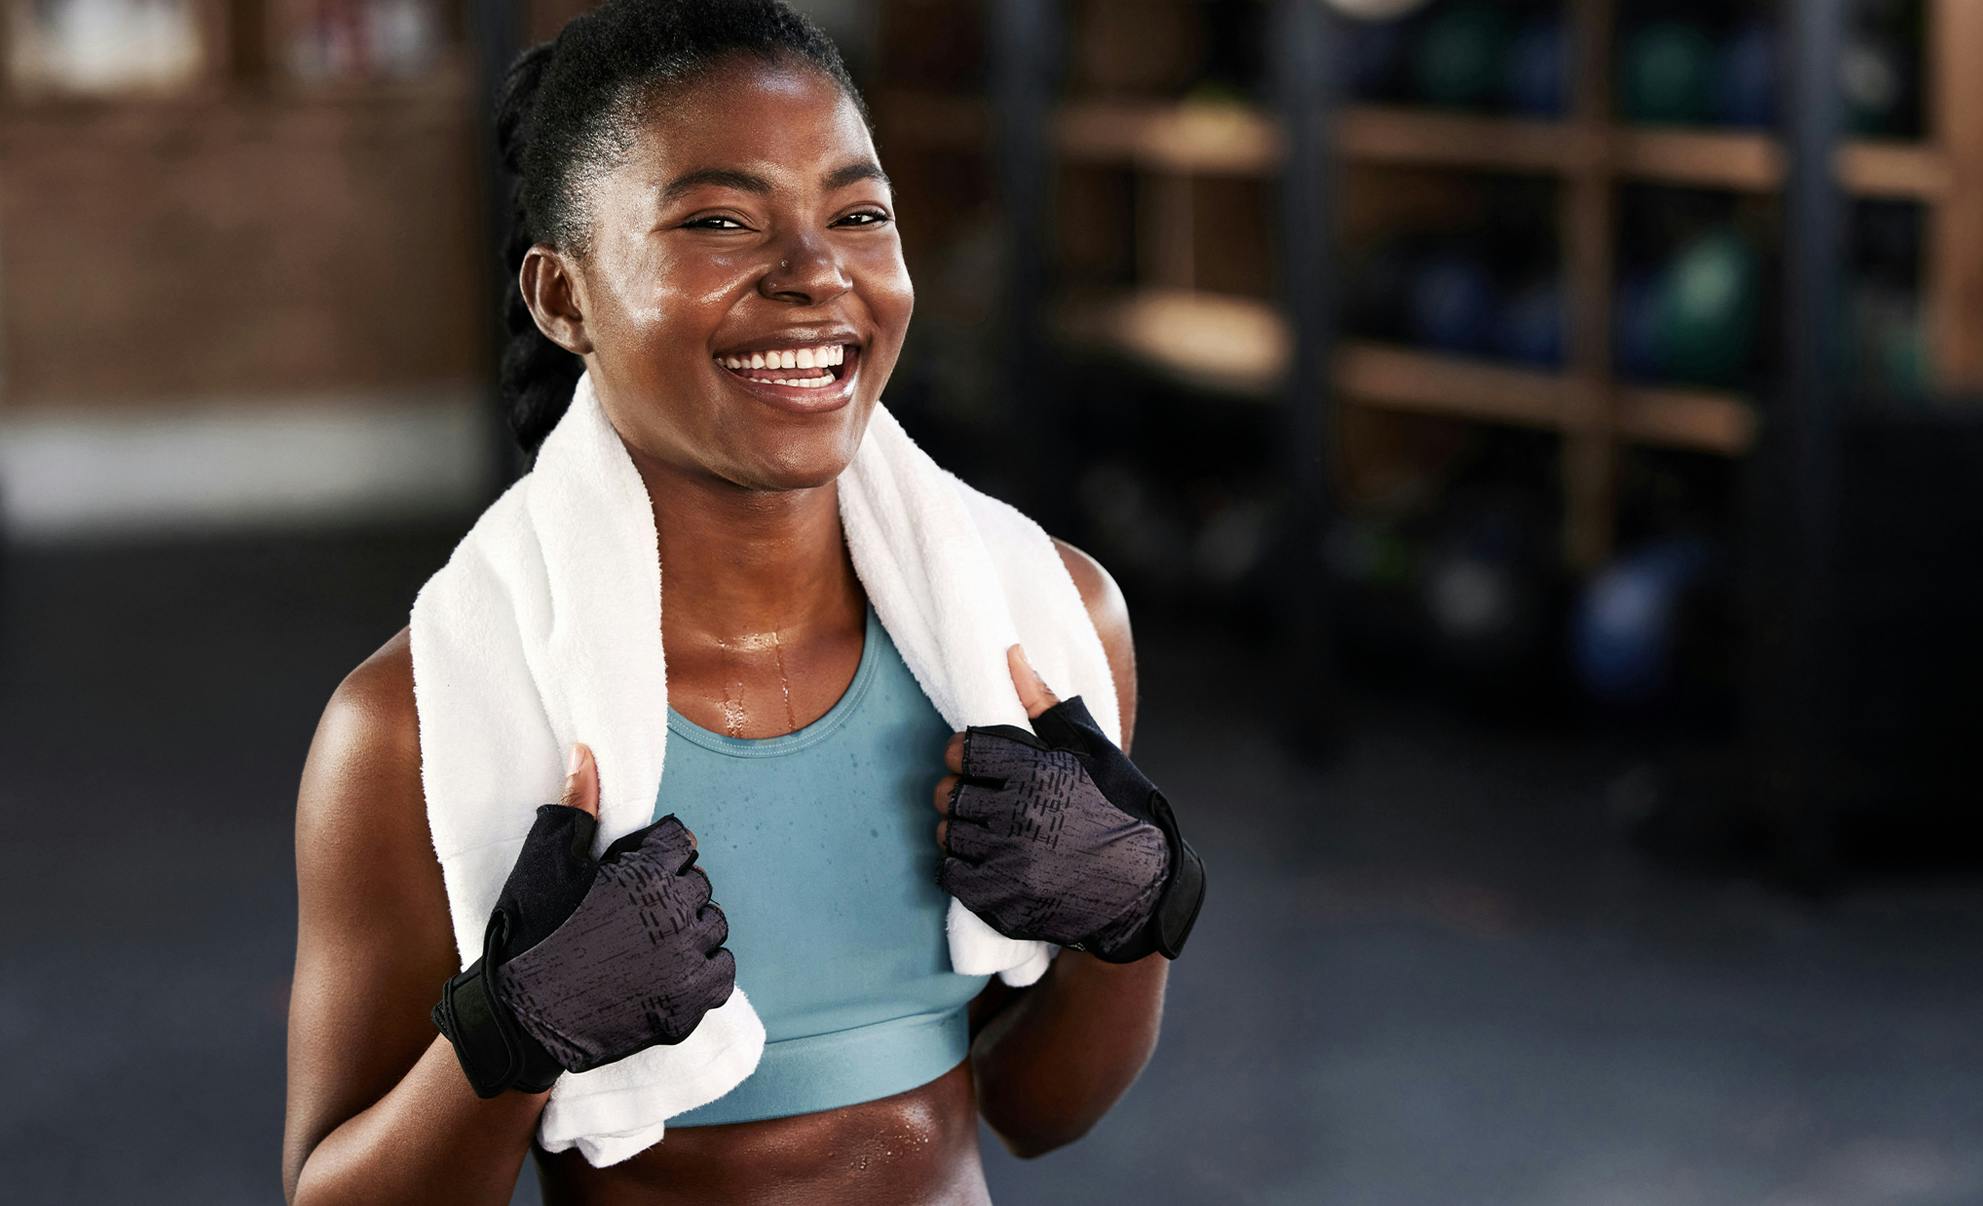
left=518, top=243, right=594, bottom=356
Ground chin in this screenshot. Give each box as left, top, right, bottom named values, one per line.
left=739, top=424, right=866, bottom=492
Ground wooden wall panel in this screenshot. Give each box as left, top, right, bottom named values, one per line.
left=0, top=93, right=486, bottom=411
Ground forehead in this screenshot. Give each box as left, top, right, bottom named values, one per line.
left=626, top=54, right=876, bottom=181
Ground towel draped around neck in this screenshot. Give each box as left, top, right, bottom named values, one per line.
left=408, top=370, right=1123, bottom=1165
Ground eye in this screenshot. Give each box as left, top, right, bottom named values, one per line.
left=684, top=215, right=749, bottom=231
left=836, top=209, right=893, bottom=228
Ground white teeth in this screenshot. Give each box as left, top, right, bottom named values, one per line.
left=742, top=372, right=833, bottom=387
left=714, top=344, right=851, bottom=377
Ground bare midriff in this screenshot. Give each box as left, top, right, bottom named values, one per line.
left=530, top=1058, right=993, bottom=1205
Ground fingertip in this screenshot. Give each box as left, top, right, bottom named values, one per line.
left=562, top=742, right=600, bottom=817
left=1005, top=643, right=1058, bottom=716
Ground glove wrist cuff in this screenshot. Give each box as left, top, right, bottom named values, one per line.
left=432, top=912, right=564, bottom=1097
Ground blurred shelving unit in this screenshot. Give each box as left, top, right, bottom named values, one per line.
left=865, top=0, right=1983, bottom=787
left=871, top=0, right=1983, bottom=580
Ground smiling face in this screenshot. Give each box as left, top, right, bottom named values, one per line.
left=543, top=53, right=913, bottom=490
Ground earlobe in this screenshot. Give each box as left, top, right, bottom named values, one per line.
left=519, top=244, right=594, bottom=356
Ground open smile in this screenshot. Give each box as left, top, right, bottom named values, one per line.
left=711, top=341, right=862, bottom=415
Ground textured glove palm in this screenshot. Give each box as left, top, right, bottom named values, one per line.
left=432, top=805, right=736, bottom=1097
left=940, top=695, right=1206, bottom=963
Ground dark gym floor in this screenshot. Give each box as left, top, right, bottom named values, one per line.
left=1, top=519, right=1978, bottom=1205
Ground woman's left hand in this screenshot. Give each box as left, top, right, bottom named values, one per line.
left=932, top=644, right=1204, bottom=963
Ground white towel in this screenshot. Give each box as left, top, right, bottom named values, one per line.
left=408, top=369, right=1124, bottom=1166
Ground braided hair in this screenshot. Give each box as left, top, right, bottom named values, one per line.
left=495, top=0, right=870, bottom=463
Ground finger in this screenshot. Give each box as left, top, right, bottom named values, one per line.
left=945, top=731, right=965, bottom=773
left=947, top=779, right=1005, bottom=826
left=703, top=946, right=738, bottom=1000
left=682, top=863, right=714, bottom=909
left=560, top=742, right=599, bottom=818
left=698, top=899, right=729, bottom=952
left=960, top=726, right=1047, bottom=781
left=603, top=812, right=696, bottom=867
left=940, top=814, right=995, bottom=861
left=1006, top=643, right=1060, bottom=718
left=936, top=853, right=995, bottom=902
left=933, top=774, right=959, bottom=816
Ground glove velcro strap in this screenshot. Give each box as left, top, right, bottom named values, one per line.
left=433, top=960, right=520, bottom=1098
left=433, top=909, right=565, bottom=1097
left=1086, top=787, right=1207, bottom=963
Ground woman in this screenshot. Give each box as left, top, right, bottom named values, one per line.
left=282, top=3, right=1200, bottom=1203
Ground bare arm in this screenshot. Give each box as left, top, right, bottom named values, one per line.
left=282, top=629, right=550, bottom=1205
left=967, top=539, right=1170, bottom=1158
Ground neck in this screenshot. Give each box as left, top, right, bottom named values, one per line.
left=632, top=453, right=864, bottom=651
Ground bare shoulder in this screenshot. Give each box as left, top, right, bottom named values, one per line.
left=1050, top=536, right=1138, bottom=753
left=329, top=626, right=418, bottom=751
left=298, top=627, right=421, bottom=839
left=293, top=625, right=441, bottom=916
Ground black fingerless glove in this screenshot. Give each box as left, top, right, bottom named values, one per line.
left=942, top=695, right=1206, bottom=963
left=431, top=806, right=736, bottom=1098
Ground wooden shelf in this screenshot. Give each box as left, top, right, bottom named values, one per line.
left=1049, top=292, right=1758, bottom=456
left=1335, top=107, right=1953, bottom=200
left=1610, top=127, right=1783, bottom=190
left=1052, top=288, right=1288, bottom=396
left=878, top=92, right=1287, bottom=173
left=1836, top=140, right=1954, bottom=200
left=1334, top=341, right=1574, bottom=431
left=1054, top=99, right=1282, bottom=174
left=1337, top=342, right=1755, bottom=455
left=1616, top=383, right=1759, bottom=455
left=879, top=94, right=1285, bottom=172
left=1334, top=106, right=1593, bottom=175
left=1615, top=127, right=1953, bottom=200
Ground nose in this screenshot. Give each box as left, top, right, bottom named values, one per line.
left=759, top=232, right=850, bottom=306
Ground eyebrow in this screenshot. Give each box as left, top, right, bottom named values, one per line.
left=658, top=161, right=892, bottom=205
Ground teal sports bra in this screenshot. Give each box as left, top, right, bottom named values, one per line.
left=659, top=602, right=992, bottom=1127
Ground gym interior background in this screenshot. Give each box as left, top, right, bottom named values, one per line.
left=2, top=1, right=1979, bottom=1202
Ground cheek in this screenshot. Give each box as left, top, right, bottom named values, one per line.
left=860, top=252, right=915, bottom=335
left=629, top=250, right=756, bottom=334
left=677, top=254, right=761, bottom=314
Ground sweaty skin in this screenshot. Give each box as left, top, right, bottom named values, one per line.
left=283, top=53, right=1165, bottom=1206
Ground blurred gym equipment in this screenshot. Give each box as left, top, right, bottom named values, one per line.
left=1620, top=21, right=1718, bottom=126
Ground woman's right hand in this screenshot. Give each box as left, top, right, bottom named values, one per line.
left=432, top=743, right=737, bottom=1097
